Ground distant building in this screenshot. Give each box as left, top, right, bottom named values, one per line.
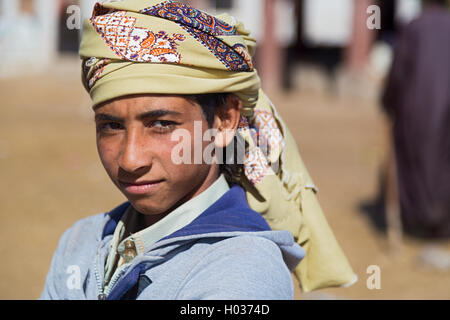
left=0, top=0, right=58, bottom=77
left=0, top=0, right=426, bottom=83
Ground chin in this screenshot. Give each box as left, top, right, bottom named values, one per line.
left=129, top=199, right=167, bottom=215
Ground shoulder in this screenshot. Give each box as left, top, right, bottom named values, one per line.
left=40, top=211, right=109, bottom=299
left=174, top=234, right=294, bottom=300
left=47, top=213, right=106, bottom=272
left=58, top=201, right=129, bottom=250
left=206, top=235, right=291, bottom=280
left=60, top=213, right=107, bottom=249
left=209, top=235, right=284, bottom=261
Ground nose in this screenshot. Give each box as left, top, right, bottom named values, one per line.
left=118, top=127, right=151, bottom=174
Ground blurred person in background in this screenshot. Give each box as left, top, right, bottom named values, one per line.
left=382, top=0, right=450, bottom=247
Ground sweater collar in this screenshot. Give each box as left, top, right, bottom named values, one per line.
left=102, top=179, right=270, bottom=241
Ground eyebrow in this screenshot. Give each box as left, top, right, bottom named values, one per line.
left=94, top=113, right=122, bottom=122
left=95, top=109, right=182, bottom=122
left=138, top=109, right=182, bottom=120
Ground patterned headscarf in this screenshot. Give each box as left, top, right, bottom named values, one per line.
left=80, top=0, right=356, bottom=292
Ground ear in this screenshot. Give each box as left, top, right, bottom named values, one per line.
left=213, top=94, right=242, bottom=148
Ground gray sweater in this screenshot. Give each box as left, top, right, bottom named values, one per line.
left=40, top=185, right=305, bottom=300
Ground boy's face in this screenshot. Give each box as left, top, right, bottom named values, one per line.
left=94, top=94, right=219, bottom=219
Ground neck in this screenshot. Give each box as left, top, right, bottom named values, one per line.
left=144, top=164, right=220, bottom=227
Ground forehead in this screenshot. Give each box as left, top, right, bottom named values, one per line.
left=94, top=94, right=204, bottom=119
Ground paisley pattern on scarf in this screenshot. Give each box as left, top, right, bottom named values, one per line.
left=141, top=1, right=253, bottom=71
left=83, top=58, right=112, bottom=90
left=181, top=25, right=252, bottom=71
left=90, top=11, right=186, bottom=64
left=237, top=110, right=285, bottom=184
left=141, top=1, right=236, bottom=36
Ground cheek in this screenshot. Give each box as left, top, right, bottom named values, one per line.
left=158, top=137, right=189, bottom=172
left=161, top=135, right=210, bottom=180
left=97, top=138, right=120, bottom=173
left=157, top=141, right=177, bottom=165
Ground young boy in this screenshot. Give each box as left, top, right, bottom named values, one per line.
left=41, top=0, right=355, bottom=300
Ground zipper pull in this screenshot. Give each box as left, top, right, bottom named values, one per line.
left=98, top=293, right=107, bottom=300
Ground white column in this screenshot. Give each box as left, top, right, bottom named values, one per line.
left=80, top=0, right=98, bottom=38
left=303, top=0, right=353, bottom=46
left=0, top=1, right=23, bottom=76
left=36, top=0, right=58, bottom=64
left=233, top=0, right=263, bottom=42
left=0, top=0, right=20, bottom=45
left=0, top=0, right=19, bottom=18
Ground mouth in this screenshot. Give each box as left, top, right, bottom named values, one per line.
left=118, top=179, right=164, bottom=195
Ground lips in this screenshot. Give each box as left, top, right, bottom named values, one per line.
left=119, top=179, right=164, bottom=195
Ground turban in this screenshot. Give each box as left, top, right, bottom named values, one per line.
left=80, top=0, right=357, bottom=292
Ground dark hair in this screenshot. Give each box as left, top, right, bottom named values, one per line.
left=183, top=93, right=229, bottom=127
left=182, top=93, right=245, bottom=185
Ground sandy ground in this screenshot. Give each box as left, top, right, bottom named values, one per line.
left=0, top=57, right=449, bottom=300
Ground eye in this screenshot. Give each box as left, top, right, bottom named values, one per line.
left=97, top=122, right=124, bottom=132
left=149, top=120, right=177, bottom=132
left=152, top=120, right=172, bottom=127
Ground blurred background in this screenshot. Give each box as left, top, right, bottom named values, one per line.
left=0, top=0, right=449, bottom=299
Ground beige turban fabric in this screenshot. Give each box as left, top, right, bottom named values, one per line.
left=80, top=0, right=357, bottom=292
